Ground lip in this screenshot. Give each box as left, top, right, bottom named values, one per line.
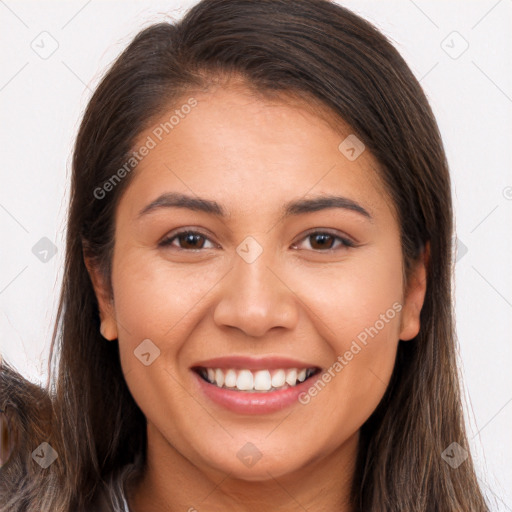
left=191, top=356, right=322, bottom=415
left=191, top=355, right=318, bottom=371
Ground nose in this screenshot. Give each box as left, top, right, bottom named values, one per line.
left=213, top=246, right=299, bottom=338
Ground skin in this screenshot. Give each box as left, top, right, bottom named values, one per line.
left=86, top=81, right=427, bottom=512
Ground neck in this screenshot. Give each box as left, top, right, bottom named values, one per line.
left=128, top=423, right=359, bottom=512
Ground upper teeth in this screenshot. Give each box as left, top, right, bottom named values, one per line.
left=200, top=368, right=315, bottom=392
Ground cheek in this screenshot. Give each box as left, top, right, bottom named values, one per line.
left=110, top=248, right=229, bottom=370
left=293, top=245, right=403, bottom=424
left=109, top=252, right=207, bottom=431
left=293, top=243, right=404, bottom=355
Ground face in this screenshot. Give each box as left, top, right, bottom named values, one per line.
left=87, top=83, right=426, bottom=483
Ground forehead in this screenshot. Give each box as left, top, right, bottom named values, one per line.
left=119, top=84, right=390, bottom=222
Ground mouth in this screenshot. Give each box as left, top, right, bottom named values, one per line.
left=192, top=366, right=321, bottom=393
left=190, top=356, right=323, bottom=414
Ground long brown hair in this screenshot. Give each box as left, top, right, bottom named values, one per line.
left=1, top=0, right=489, bottom=510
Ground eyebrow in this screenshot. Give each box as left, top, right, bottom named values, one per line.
left=137, top=192, right=372, bottom=220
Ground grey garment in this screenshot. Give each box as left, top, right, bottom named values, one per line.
left=86, top=453, right=144, bottom=512
left=104, top=467, right=132, bottom=512
left=88, top=462, right=138, bottom=512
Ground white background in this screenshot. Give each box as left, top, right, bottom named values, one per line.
left=1, top=0, right=511, bottom=509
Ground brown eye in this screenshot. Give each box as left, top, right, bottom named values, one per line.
left=159, top=230, right=215, bottom=251
left=293, top=231, right=355, bottom=252
left=309, top=233, right=336, bottom=250
left=178, top=232, right=206, bottom=249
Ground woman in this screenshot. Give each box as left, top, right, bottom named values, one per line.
left=0, top=0, right=490, bottom=510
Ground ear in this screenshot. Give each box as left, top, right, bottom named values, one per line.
left=83, top=252, right=118, bottom=341
left=399, top=242, right=429, bottom=341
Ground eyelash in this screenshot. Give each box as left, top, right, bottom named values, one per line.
left=158, top=228, right=357, bottom=252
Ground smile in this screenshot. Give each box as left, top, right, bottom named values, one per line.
left=195, top=367, right=319, bottom=392
left=191, top=356, right=323, bottom=414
